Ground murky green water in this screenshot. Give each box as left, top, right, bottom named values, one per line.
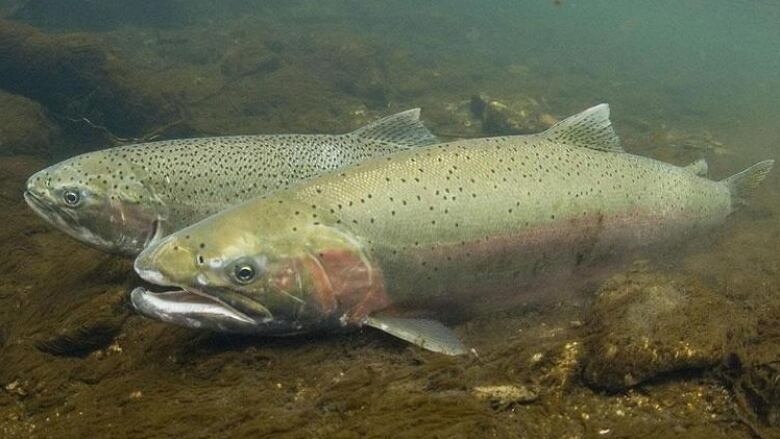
left=0, top=1, right=778, bottom=437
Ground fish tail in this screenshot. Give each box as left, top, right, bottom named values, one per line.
left=722, top=159, right=774, bottom=208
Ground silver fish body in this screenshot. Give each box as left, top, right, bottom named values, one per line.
left=131, top=104, right=774, bottom=354
left=24, top=109, right=437, bottom=255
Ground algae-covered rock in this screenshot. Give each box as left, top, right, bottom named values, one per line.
left=220, top=42, right=281, bottom=79
left=470, top=94, right=557, bottom=135
left=472, top=384, right=539, bottom=407
left=301, top=33, right=391, bottom=108
left=0, top=19, right=173, bottom=138
left=582, top=271, right=752, bottom=392
left=0, top=91, right=59, bottom=156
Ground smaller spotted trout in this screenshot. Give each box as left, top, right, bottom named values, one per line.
left=132, top=104, right=774, bottom=355
left=24, top=109, right=437, bottom=255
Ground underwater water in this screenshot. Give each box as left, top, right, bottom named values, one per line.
left=0, top=0, right=779, bottom=437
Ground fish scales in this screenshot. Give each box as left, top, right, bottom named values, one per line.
left=283, top=129, right=729, bottom=304
left=132, top=104, right=773, bottom=354
left=25, top=109, right=437, bottom=254
left=112, top=133, right=396, bottom=222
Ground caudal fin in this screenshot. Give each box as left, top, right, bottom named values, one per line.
left=723, top=159, right=774, bottom=207
left=350, top=108, right=439, bottom=148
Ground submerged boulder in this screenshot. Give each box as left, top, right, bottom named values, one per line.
left=220, top=41, right=281, bottom=79
left=581, top=270, right=752, bottom=392
left=0, top=19, right=173, bottom=139
left=470, top=94, right=557, bottom=135
left=0, top=91, right=59, bottom=156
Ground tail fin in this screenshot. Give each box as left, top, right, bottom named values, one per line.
left=350, top=108, right=438, bottom=148
left=723, top=160, right=774, bottom=207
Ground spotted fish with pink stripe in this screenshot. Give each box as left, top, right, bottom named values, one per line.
left=132, top=104, right=774, bottom=355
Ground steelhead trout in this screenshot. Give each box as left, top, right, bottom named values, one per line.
left=24, top=109, right=437, bottom=255
left=132, top=104, right=773, bottom=355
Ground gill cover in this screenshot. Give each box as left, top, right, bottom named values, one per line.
left=25, top=153, right=168, bottom=255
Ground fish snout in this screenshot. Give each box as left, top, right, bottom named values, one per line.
left=25, top=169, right=50, bottom=200
left=134, top=236, right=197, bottom=287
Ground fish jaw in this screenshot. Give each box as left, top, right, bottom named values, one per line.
left=130, top=287, right=262, bottom=332
left=133, top=204, right=390, bottom=335
left=132, top=239, right=275, bottom=332
left=134, top=233, right=277, bottom=326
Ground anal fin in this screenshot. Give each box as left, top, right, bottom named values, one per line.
left=363, top=315, right=467, bottom=356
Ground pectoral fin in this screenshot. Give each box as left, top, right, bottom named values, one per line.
left=363, top=315, right=467, bottom=356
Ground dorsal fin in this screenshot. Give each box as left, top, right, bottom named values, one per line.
left=683, top=158, right=708, bottom=176
left=350, top=108, right=439, bottom=148
left=539, top=103, right=623, bottom=153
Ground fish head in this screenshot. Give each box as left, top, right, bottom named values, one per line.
left=24, top=151, right=168, bottom=255
left=134, top=199, right=387, bottom=335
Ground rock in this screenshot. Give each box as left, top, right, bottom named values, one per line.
left=469, top=94, right=553, bottom=135
left=472, top=384, right=539, bottom=407
left=0, top=19, right=174, bottom=139
left=469, top=94, right=490, bottom=118
left=303, top=33, right=390, bottom=107
left=221, top=42, right=281, bottom=79
left=0, top=91, right=59, bottom=156
left=4, top=380, right=27, bottom=398
left=581, top=271, right=752, bottom=391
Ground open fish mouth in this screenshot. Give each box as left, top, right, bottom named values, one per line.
left=130, top=286, right=268, bottom=333
left=133, top=249, right=275, bottom=332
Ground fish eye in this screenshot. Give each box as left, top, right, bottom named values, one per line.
left=227, top=257, right=266, bottom=285
left=63, top=190, right=81, bottom=206
left=232, top=260, right=258, bottom=284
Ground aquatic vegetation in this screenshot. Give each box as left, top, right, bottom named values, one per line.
left=0, top=91, right=58, bottom=156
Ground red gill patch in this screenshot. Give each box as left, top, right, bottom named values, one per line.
left=300, top=248, right=388, bottom=324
